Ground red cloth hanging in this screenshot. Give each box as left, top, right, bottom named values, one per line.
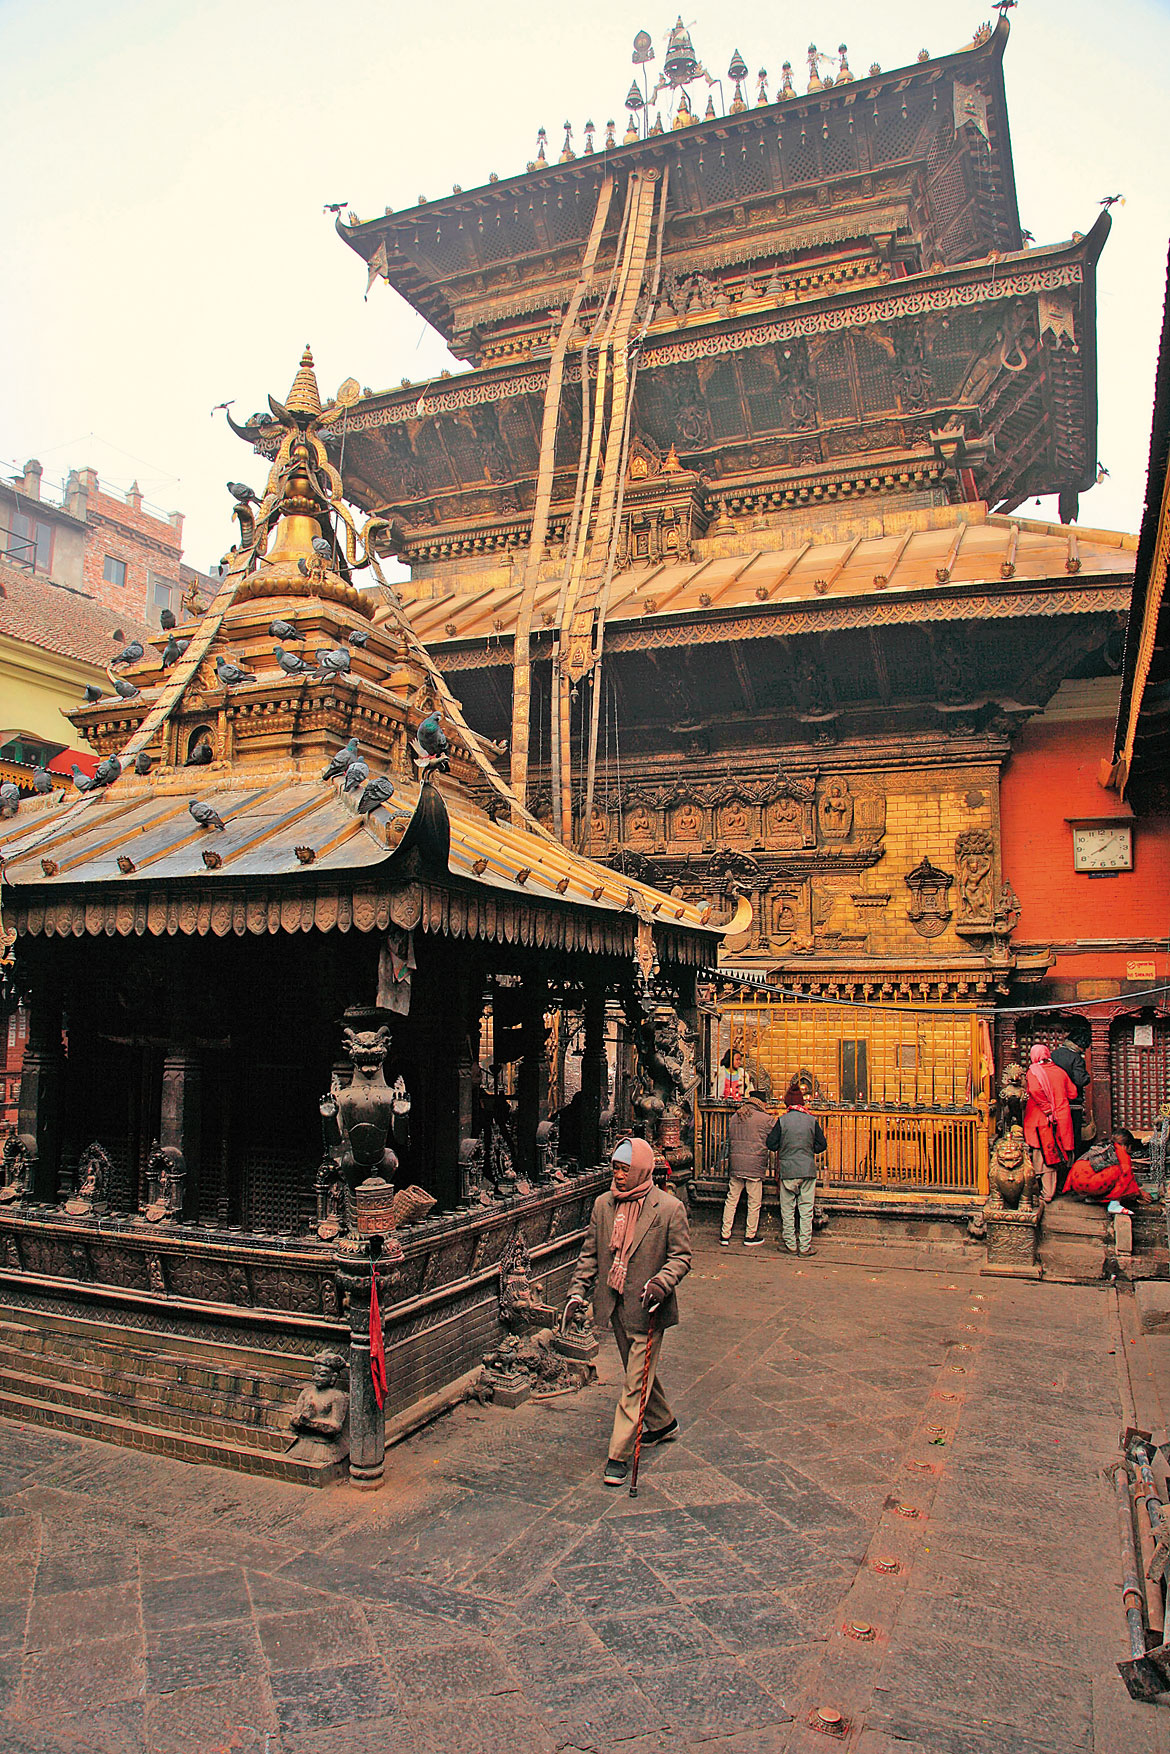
left=369, top=1269, right=387, bottom=1410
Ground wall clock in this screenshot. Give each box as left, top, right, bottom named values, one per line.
left=1071, top=823, right=1133, bottom=872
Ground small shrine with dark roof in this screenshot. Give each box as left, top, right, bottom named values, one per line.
left=0, top=345, right=728, bottom=1484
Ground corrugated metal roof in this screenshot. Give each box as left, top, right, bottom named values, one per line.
left=0, top=770, right=720, bottom=933
left=406, top=513, right=1136, bottom=648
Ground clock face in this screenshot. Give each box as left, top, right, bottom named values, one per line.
left=1072, top=825, right=1133, bottom=872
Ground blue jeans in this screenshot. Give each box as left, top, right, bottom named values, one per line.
left=779, top=1177, right=816, bottom=1250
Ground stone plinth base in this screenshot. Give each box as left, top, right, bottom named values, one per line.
left=981, top=1199, right=1042, bottom=1278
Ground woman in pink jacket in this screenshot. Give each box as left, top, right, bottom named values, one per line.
left=1023, top=1043, right=1077, bottom=1204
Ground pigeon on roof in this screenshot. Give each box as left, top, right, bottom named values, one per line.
left=32, top=768, right=53, bottom=794
left=322, top=737, right=360, bottom=781
left=214, top=656, right=256, bottom=686
left=188, top=800, right=225, bottom=831
left=342, top=757, right=370, bottom=794
left=111, top=640, right=144, bottom=666
left=356, top=774, right=395, bottom=814
left=269, top=619, right=301, bottom=642
left=113, top=677, right=141, bottom=699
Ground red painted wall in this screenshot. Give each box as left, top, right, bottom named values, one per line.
left=1000, top=680, right=1170, bottom=986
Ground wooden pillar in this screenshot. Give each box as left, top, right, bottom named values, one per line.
left=160, top=1052, right=201, bottom=1219
left=580, top=983, right=607, bottom=1170
left=516, top=972, right=549, bottom=1181
left=338, top=1258, right=384, bottom=1490
left=1089, top=1013, right=1113, bottom=1140
left=18, top=969, right=63, bottom=1202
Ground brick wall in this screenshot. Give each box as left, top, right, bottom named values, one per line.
left=75, top=471, right=184, bottom=623
left=1000, top=678, right=1170, bottom=986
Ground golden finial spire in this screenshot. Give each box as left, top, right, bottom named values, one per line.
left=605, top=118, right=616, bottom=149
left=285, top=346, right=323, bottom=419
left=559, top=121, right=575, bottom=162
left=728, top=50, right=748, bottom=112
left=536, top=127, right=548, bottom=166
left=650, top=110, right=664, bottom=135
left=806, top=45, right=822, bottom=94
left=836, top=43, right=853, bottom=83
left=672, top=89, right=694, bottom=128
left=583, top=119, right=595, bottom=154
left=756, top=68, right=769, bottom=105
left=780, top=61, right=796, bottom=99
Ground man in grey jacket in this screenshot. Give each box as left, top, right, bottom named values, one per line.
left=765, top=1081, right=827, bottom=1256
left=721, top=1089, right=773, bottom=1247
left=566, top=1136, right=692, bottom=1486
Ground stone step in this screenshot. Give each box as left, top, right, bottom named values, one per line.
left=0, top=1338, right=293, bottom=1436
left=0, top=1321, right=307, bottom=1401
left=0, top=1304, right=317, bottom=1379
left=0, top=1387, right=344, bottom=1485
left=0, top=1361, right=293, bottom=1453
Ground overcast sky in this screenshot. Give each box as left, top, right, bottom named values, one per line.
left=2, top=0, right=1168, bottom=570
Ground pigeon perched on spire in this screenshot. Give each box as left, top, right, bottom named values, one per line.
left=227, top=481, right=260, bottom=506
left=215, top=656, right=256, bottom=686
left=312, top=536, right=334, bottom=563
left=321, top=738, right=360, bottom=781
left=269, top=620, right=301, bottom=642
left=188, top=800, right=225, bottom=831
left=356, top=774, right=395, bottom=814
left=412, top=712, right=450, bottom=780
left=111, top=640, right=144, bottom=666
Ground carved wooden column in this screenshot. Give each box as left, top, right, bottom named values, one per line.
left=18, top=969, right=63, bottom=1202
left=579, top=983, right=607, bottom=1171
left=516, top=972, right=549, bottom=1182
left=1089, top=1013, right=1114, bottom=1141
left=160, top=1051, right=201, bottom=1220
left=335, top=1250, right=398, bottom=1491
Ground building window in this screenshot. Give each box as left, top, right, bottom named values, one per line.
left=148, top=571, right=179, bottom=628
left=3, top=512, right=53, bottom=572
left=103, top=554, right=127, bottom=588
left=839, top=1039, right=869, bottom=1104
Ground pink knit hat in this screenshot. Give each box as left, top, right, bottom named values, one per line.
left=611, top=1136, right=656, bottom=1177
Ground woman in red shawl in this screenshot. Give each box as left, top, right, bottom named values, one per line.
left=1065, top=1134, right=1149, bottom=1208
left=1023, top=1043, right=1077, bottom=1204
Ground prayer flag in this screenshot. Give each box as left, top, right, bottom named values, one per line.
left=369, top=1269, right=387, bottom=1409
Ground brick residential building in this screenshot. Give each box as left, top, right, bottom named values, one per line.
left=0, top=459, right=209, bottom=629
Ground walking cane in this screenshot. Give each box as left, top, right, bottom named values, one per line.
left=629, top=1313, right=657, bottom=1499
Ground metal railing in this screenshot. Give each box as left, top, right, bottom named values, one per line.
left=697, top=1100, right=988, bottom=1199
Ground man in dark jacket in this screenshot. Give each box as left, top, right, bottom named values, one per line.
left=1051, top=1033, right=1090, bottom=1154
left=566, top=1135, right=692, bottom=1486
left=721, top=1089, right=773, bottom=1246
left=765, top=1081, right=827, bottom=1256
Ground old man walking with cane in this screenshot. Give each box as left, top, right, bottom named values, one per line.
left=565, top=1136, right=692, bottom=1487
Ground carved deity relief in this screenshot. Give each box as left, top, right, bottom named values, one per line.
left=587, top=807, right=611, bottom=851
left=766, top=796, right=806, bottom=848
left=718, top=798, right=753, bottom=843
left=767, top=891, right=797, bottom=945
left=817, top=778, right=854, bottom=841
left=626, top=803, right=654, bottom=843
left=671, top=799, right=704, bottom=843
left=955, top=829, right=995, bottom=922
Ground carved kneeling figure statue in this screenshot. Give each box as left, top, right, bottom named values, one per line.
left=287, top=1349, right=350, bottom=1464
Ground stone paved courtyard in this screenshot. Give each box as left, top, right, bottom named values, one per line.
left=0, top=1237, right=1168, bottom=1754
